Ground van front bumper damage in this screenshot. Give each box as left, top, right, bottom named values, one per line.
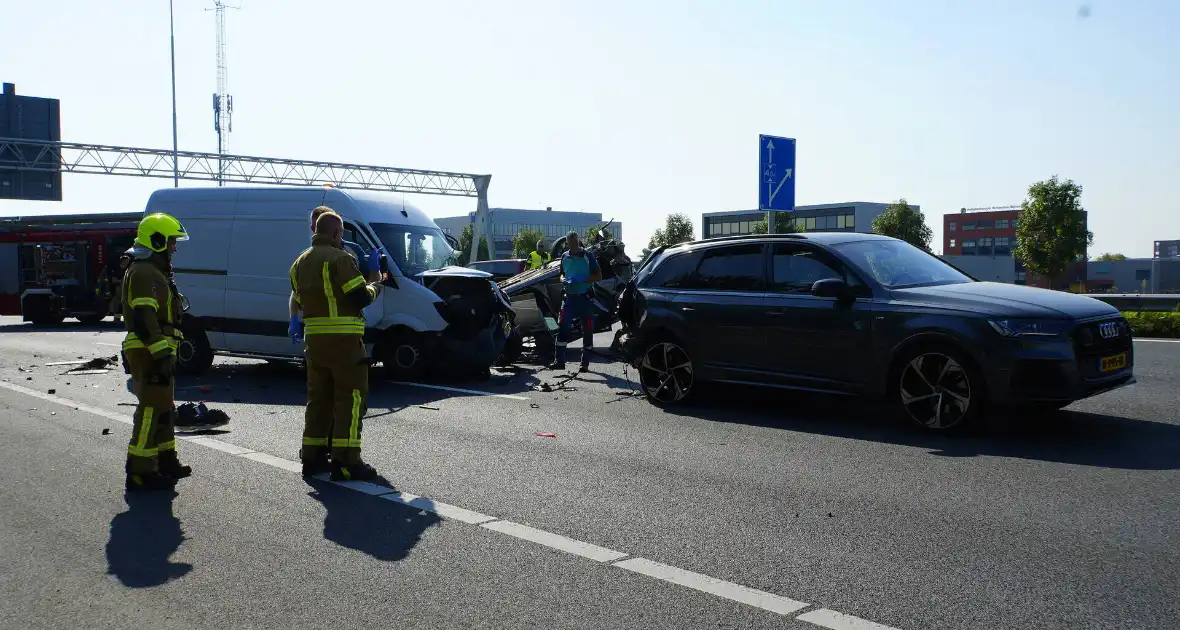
left=415, top=267, right=515, bottom=378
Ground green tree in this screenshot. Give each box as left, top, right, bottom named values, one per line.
left=871, top=198, right=933, bottom=252
left=751, top=212, right=798, bottom=234
left=1013, top=176, right=1093, bottom=282
left=512, top=227, right=547, bottom=259
left=1094, top=252, right=1126, bottom=262
left=640, top=213, right=695, bottom=260
left=455, top=224, right=490, bottom=266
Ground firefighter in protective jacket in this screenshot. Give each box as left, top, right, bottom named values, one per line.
left=290, top=209, right=384, bottom=481
left=122, top=213, right=192, bottom=492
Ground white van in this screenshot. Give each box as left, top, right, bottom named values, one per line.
left=142, top=186, right=514, bottom=380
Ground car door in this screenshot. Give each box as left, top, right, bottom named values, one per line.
left=674, top=243, right=769, bottom=381
left=758, top=243, right=875, bottom=392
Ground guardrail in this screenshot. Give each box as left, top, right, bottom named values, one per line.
left=1086, top=294, right=1180, bottom=312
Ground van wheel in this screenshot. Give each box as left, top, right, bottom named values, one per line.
left=177, top=327, right=214, bottom=376
left=379, top=330, right=426, bottom=381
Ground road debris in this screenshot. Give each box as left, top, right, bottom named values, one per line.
left=45, top=360, right=89, bottom=367
left=530, top=403, right=540, bottom=409
left=175, top=402, right=230, bottom=432
left=535, top=432, right=557, bottom=438
left=61, top=356, right=118, bottom=372
left=47, top=389, right=55, bottom=394
left=69, top=370, right=111, bottom=376
left=101, top=428, right=110, bottom=435
left=417, top=404, right=440, bottom=411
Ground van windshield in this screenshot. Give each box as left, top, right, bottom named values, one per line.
left=370, top=223, right=456, bottom=275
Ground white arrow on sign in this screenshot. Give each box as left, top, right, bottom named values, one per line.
left=766, top=138, right=775, bottom=164
left=769, top=168, right=792, bottom=206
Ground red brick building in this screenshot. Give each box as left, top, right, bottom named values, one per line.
left=942, top=206, right=1088, bottom=290
left=943, top=206, right=1020, bottom=257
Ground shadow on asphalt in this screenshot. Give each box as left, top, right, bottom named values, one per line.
left=168, top=353, right=638, bottom=409
left=0, top=320, right=124, bottom=334
left=105, top=489, right=192, bottom=588
left=666, top=383, right=1180, bottom=471
left=306, top=478, right=441, bottom=562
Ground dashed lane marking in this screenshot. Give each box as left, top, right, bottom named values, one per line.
left=612, top=557, right=811, bottom=616
left=0, top=379, right=902, bottom=628
left=482, top=520, right=629, bottom=563
left=386, top=380, right=530, bottom=401
left=797, top=608, right=902, bottom=629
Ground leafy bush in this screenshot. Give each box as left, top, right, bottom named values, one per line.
left=1122, top=311, right=1180, bottom=338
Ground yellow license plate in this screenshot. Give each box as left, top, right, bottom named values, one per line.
left=1100, top=353, right=1127, bottom=372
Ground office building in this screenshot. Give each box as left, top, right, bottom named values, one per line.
left=435, top=208, right=622, bottom=260
left=700, top=202, right=904, bottom=239
left=943, top=206, right=1021, bottom=257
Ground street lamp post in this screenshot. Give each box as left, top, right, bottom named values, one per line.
left=170, top=0, right=179, bottom=187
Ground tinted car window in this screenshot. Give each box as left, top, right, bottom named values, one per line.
left=645, top=252, right=700, bottom=289
left=833, top=239, right=972, bottom=289
left=686, top=244, right=764, bottom=291
left=771, top=244, right=846, bottom=293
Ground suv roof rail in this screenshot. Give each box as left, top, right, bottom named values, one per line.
left=696, top=233, right=806, bottom=244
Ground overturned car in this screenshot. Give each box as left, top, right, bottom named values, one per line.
left=495, top=224, right=632, bottom=365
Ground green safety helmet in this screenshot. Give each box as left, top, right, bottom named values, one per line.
left=136, top=213, right=189, bottom=252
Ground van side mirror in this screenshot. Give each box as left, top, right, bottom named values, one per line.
left=812, top=278, right=851, bottom=300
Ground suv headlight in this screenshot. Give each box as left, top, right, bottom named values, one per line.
left=987, top=318, right=1069, bottom=337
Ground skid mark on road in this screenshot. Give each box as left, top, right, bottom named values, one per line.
left=0, top=380, right=901, bottom=629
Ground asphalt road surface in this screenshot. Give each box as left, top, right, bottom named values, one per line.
left=2, top=315, right=1178, bottom=630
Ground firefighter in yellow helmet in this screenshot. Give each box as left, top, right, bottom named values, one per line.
left=122, top=212, right=191, bottom=492
left=291, top=209, right=385, bottom=480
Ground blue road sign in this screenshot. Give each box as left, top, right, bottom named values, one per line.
left=758, top=135, right=795, bottom=212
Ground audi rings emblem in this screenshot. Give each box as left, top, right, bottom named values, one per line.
left=1099, top=321, right=1119, bottom=339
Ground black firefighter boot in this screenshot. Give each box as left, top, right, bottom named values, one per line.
left=125, top=456, right=177, bottom=492
left=158, top=449, right=193, bottom=481
left=300, top=447, right=332, bottom=478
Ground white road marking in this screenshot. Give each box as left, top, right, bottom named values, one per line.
left=0, top=379, right=897, bottom=627
left=797, top=608, right=902, bottom=630
left=1135, top=338, right=1180, bottom=343
left=386, top=380, right=530, bottom=401
left=45, top=360, right=90, bottom=366
left=612, top=557, right=810, bottom=616
left=482, top=520, right=629, bottom=563
left=379, top=490, right=498, bottom=525
left=185, top=436, right=255, bottom=456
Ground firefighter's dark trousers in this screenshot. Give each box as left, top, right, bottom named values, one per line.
left=125, top=348, right=178, bottom=474
left=302, top=337, right=369, bottom=466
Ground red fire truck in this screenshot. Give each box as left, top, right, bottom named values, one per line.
left=0, top=212, right=141, bottom=326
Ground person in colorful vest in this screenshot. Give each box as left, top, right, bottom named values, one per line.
left=549, top=231, right=602, bottom=372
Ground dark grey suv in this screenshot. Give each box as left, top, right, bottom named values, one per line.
left=616, top=233, right=1136, bottom=431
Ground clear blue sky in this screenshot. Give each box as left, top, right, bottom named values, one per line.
left=2, top=0, right=1176, bottom=257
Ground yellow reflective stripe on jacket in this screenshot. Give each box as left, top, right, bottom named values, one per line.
left=148, top=339, right=172, bottom=355
left=130, top=297, right=159, bottom=310
left=304, top=325, right=365, bottom=336
left=289, top=261, right=301, bottom=304
left=341, top=275, right=366, bottom=293
left=303, top=316, right=365, bottom=326
left=321, top=261, right=338, bottom=319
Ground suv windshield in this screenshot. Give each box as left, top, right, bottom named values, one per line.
left=833, top=239, right=973, bottom=289
left=370, top=223, right=456, bottom=275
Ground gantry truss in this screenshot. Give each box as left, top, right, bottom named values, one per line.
left=0, top=138, right=484, bottom=197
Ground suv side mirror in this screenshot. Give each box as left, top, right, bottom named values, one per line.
left=812, top=278, right=851, bottom=300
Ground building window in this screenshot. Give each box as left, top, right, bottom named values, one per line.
left=978, top=237, right=993, bottom=255
left=804, top=217, right=817, bottom=231
left=962, top=222, right=976, bottom=231
left=949, top=239, right=956, bottom=248
left=739, top=221, right=750, bottom=234
left=996, top=219, right=1009, bottom=229
left=961, top=239, right=977, bottom=255
left=949, top=222, right=956, bottom=232
left=846, top=213, right=855, bottom=229
left=976, top=220, right=993, bottom=230
left=994, top=237, right=1011, bottom=254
